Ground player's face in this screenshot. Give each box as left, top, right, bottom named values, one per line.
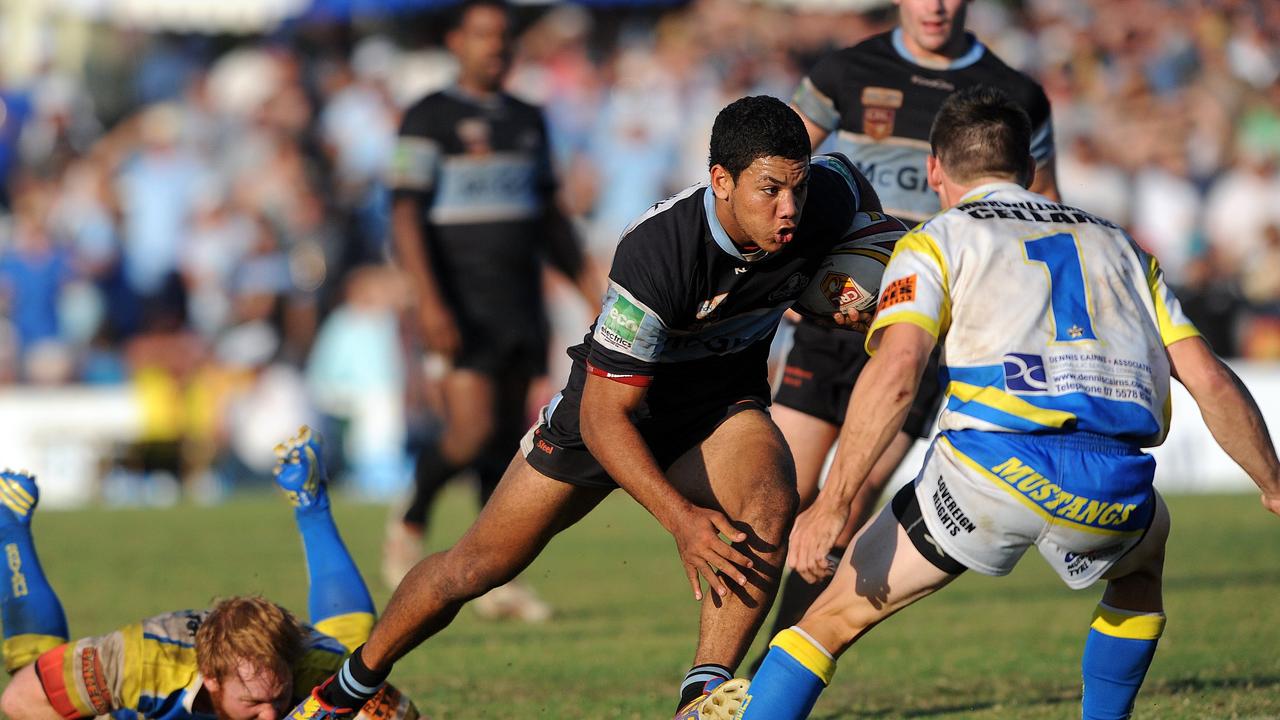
left=896, top=0, right=970, bottom=56
left=449, top=5, right=511, bottom=91
left=714, top=156, right=810, bottom=255
left=205, top=661, right=292, bottom=720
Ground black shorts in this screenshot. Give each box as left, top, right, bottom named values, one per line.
left=522, top=361, right=770, bottom=489
left=452, top=319, right=548, bottom=378
left=774, top=320, right=941, bottom=439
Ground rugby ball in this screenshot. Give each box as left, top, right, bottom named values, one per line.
left=793, top=211, right=907, bottom=325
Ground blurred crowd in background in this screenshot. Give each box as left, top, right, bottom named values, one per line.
left=0, top=0, right=1278, bottom=502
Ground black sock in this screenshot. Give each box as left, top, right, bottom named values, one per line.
left=402, top=443, right=460, bottom=526
left=747, top=560, right=839, bottom=675
left=320, top=645, right=389, bottom=710
left=677, top=664, right=733, bottom=709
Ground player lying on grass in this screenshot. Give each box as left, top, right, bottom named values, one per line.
left=282, top=96, right=881, bottom=720
left=696, top=85, right=1280, bottom=719
left=0, top=427, right=418, bottom=720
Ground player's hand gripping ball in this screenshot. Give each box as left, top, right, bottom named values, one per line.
left=794, top=211, right=908, bottom=331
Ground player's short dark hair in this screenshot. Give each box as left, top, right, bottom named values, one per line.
left=709, top=96, right=811, bottom=180
left=447, top=0, right=510, bottom=32
left=929, top=85, right=1032, bottom=184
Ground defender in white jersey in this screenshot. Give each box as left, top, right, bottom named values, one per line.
left=700, top=87, right=1280, bottom=720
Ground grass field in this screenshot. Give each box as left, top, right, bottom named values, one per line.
left=8, top=487, right=1280, bottom=719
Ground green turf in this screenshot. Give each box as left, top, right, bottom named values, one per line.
left=7, top=489, right=1279, bottom=718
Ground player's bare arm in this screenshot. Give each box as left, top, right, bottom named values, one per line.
left=579, top=373, right=753, bottom=601
left=391, top=195, right=460, bottom=358
left=788, top=322, right=934, bottom=582
left=1167, top=335, right=1280, bottom=515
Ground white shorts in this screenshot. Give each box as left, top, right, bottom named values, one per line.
left=913, top=430, right=1157, bottom=590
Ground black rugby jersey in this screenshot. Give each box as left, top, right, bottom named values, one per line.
left=794, top=29, right=1054, bottom=223
left=388, top=87, right=556, bottom=331
left=570, top=155, right=869, bottom=417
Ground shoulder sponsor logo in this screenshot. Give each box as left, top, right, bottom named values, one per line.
left=877, top=274, right=917, bottom=310
left=696, top=292, right=730, bottom=320
left=1003, top=353, right=1049, bottom=393
left=768, top=272, right=811, bottom=302
left=861, top=87, right=903, bottom=141
left=601, top=294, right=645, bottom=349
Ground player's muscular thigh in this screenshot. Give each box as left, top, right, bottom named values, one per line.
left=671, top=410, right=799, bottom=545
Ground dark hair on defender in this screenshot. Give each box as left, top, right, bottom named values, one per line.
left=709, top=96, right=812, bottom=180
left=446, top=0, right=510, bottom=33
left=929, top=85, right=1033, bottom=184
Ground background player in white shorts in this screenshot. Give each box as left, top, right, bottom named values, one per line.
left=705, top=85, right=1280, bottom=720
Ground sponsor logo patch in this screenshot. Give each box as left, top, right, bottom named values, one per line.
left=600, top=295, right=645, bottom=350
left=456, top=117, right=492, bottom=154
left=989, top=457, right=1141, bottom=529
left=1003, top=353, right=1049, bottom=393
left=877, top=274, right=916, bottom=310
left=861, top=87, right=903, bottom=141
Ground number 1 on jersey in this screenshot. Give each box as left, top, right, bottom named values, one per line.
left=1024, top=232, right=1097, bottom=342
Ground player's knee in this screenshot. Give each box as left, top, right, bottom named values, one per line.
left=438, top=547, right=514, bottom=602
left=738, top=473, right=800, bottom=543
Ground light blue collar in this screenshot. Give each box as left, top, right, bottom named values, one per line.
left=704, top=186, right=764, bottom=262
left=891, top=27, right=985, bottom=71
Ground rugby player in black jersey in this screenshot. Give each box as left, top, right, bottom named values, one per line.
left=284, top=96, right=881, bottom=719
left=383, top=0, right=600, bottom=618
left=760, top=0, right=1063, bottom=652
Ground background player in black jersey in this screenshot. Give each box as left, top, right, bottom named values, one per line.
left=283, top=97, right=882, bottom=720
left=759, top=0, right=1064, bottom=657
left=383, top=0, right=600, bottom=619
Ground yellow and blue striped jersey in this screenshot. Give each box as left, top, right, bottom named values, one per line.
left=40, top=609, right=367, bottom=720
left=867, top=182, right=1198, bottom=447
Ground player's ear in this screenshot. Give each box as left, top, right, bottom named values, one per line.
left=710, top=164, right=734, bottom=201
left=926, top=154, right=944, bottom=195
left=203, top=675, right=221, bottom=695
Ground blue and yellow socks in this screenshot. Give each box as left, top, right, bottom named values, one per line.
left=295, top=499, right=375, bottom=651
left=739, top=627, right=836, bottom=719
left=0, top=471, right=68, bottom=674
left=1081, top=603, right=1165, bottom=720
